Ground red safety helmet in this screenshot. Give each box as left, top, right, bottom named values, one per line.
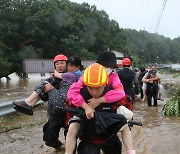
left=53, top=54, right=68, bottom=62
left=122, top=58, right=131, bottom=66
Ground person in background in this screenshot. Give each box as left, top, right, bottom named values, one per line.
left=145, top=70, right=159, bottom=107
left=157, top=78, right=164, bottom=101
left=138, top=67, right=148, bottom=100
left=117, top=58, right=139, bottom=102
left=142, top=64, right=161, bottom=102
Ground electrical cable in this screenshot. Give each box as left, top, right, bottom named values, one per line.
left=154, top=0, right=168, bottom=32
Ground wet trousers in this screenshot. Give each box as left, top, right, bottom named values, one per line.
left=147, top=92, right=158, bottom=106
left=77, top=135, right=122, bottom=154
left=43, top=115, right=67, bottom=148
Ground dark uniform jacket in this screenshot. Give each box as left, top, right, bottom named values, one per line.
left=117, top=68, right=139, bottom=98
left=79, top=86, right=127, bottom=144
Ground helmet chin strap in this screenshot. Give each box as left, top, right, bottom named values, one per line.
left=123, top=65, right=130, bottom=68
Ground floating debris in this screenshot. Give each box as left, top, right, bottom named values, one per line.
left=0, top=77, right=7, bottom=83
left=8, top=72, right=20, bottom=80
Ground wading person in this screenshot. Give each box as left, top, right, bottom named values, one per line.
left=142, top=64, right=161, bottom=102
left=13, top=54, right=81, bottom=150
left=66, top=63, right=135, bottom=154
left=138, top=67, right=147, bottom=99
left=145, top=70, right=159, bottom=107
left=117, top=58, right=139, bottom=105
left=65, top=51, right=126, bottom=154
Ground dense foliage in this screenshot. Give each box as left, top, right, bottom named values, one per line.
left=162, top=88, right=180, bottom=116
left=0, top=0, right=180, bottom=76
left=124, top=30, right=180, bottom=66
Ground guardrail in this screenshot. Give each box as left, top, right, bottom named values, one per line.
left=0, top=99, right=44, bottom=116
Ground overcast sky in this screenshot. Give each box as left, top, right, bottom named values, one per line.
left=70, top=0, right=180, bottom=39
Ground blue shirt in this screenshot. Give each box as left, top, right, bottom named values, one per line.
left=74, top=69, right=82, bottom=80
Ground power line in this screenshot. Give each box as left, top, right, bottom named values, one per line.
left=149, top=0, right=162, bottom=32
left=154, top=0, right=168, bottom=32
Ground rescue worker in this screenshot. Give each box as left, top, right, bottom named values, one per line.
left=68, top=63, right=136, bottom=154
left=35, top=55, right=70, bottom=149
left=13, top=54, right=74, bottom=150
left=117, top=58, right=139, bottom=103
left=66, top=51, right=125, bottom=154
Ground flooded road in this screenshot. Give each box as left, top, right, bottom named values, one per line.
left=0, top=74, right=180, bottom=154
left=132, top=100, right=180, bottom=154
left=0, top=79, right=45, bottom=103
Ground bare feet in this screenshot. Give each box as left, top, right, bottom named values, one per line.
left=142, top=96, right=146, bottom=102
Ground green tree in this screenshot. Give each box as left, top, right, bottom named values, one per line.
left=0, top=42, right=12, bottom=77
left=0, top=0, right=179, bottom=75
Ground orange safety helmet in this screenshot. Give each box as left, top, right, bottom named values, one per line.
left=122, top=58, right=131, bottom=66
left=83, top=63, right=108, bottom=87
left=54, top=54, right=68, bottom=62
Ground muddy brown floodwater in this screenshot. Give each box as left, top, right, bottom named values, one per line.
left=0, top=74, right=180, bottom=154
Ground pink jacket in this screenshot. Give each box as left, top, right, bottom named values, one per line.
left=67, top=72, right=125, bottom=107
